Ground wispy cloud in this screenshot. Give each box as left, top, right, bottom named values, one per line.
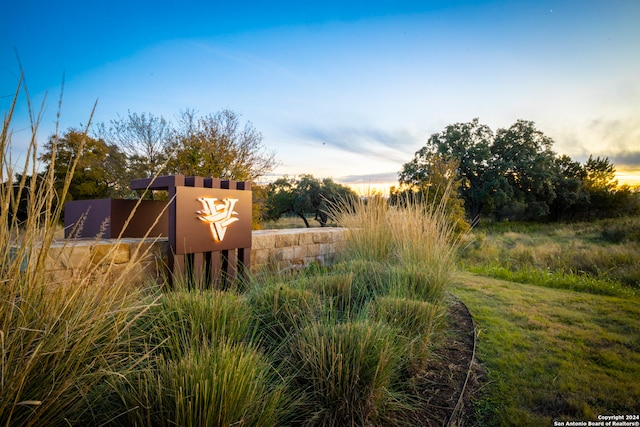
left=337, top=171, right=399, bottom=184
left=295, top=125, right=423, bottom=164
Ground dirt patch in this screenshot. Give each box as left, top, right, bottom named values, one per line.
left=408, top=298, right=486, bottom=426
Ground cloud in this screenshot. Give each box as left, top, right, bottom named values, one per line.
left=587, top=117, right=640, bottom=155
left=610, top=151, right=640, bottom=168
left=295, top=125, right=424, bottom=164
left=337, top=171, right=399, bottom=185
left=548, top=115, right=640, bottom=166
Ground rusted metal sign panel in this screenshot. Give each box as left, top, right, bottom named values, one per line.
left=64, top=199, right=168, bottom=239
left=174, top=186, right=252, bottom=255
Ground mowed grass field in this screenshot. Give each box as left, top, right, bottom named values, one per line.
left=452, top=272, right=640, bottom=426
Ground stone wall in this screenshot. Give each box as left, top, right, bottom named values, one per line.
left=251, top=228, right=348, bottom=273
left=40, top=227, right=348, bottom=284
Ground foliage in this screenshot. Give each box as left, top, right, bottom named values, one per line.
left=489, top=120, right=559, bottom=220
left=263, top=174, right=357, bottom=227
left=40, top=129, right=125, bottom=201
left=167, top=109, right=276, bottom=182
left=400, top=118, right=493, bottom=220
left=401, top=118, right=640, bottom=222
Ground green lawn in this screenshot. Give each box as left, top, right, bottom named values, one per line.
left=451, top=272, right=640, bottom=426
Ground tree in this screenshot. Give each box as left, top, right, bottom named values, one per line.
left=549, top=155, right=588, bottom=221
left=422, top=118, right=493, bottom=219
left=263, top=175, right=357, bottom=227
left=97, top=111, right=172, bottom=178
left=583, top=156, right=619, bottom=219
left=488, top=120, right=559, bottom=221
left=584, top=155, right=617, bottom=193
left=40, top=129, right=125, bottom=201
left=168, top=109, right=276, bottom=182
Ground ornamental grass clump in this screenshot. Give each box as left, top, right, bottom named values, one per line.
left=369, top=296, right=446, bottom=373
left=297, top=271, right=371, bottom=317
left=0, top=76, right=158, bottom=426
left=122, top=343, right=286, bottom=427
left=332, top=187, right=464, bottom=302
left=286, top=319, right=408, bottom=426
left=150, top=289, right=253, bottom=358
left=334, top=195, right=394, bottom=263
left=248, top=284, right=322, bottom=349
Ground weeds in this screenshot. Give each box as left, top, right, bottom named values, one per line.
left=462, top=220, right=640, bottom=292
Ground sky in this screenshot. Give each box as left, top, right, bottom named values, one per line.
left=2, top=0, right=640, bottom=192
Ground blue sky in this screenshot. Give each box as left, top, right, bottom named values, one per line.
left=2, top=0, right=640, bottom=189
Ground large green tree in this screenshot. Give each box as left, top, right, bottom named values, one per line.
left=40, top=129, right=125, bottom=201
left=549, top=155, right=589, bottom=221
left=404, top=118, right=493, bottom=220
left=400, top=117, right=640, bottom=222
left=488, top=120, right=559, bottom=221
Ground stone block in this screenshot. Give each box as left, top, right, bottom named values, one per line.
left=293, top=245, right=308, bottom=259
left=91, top=243, right=130, bottom=265
left=319, top=243, right=335, bottom=256
left=45, top=246, right=92, bottom=270
left=306, top=244, right=320, bottom=257
left=252, top=232, right=276, bottom=250
left=276, top=247, right=294, bottom=261
left=298, top=231, right=316, bottom=245
left=252, top=248, right=272, bottom=265
left=275, top=232, right=298, bottom=248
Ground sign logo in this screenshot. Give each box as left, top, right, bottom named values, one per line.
left=196, top=198, right=240, bottom=242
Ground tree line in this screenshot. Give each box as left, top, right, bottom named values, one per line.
left=393, top=119, right=640, bottom=223
left=25, top=113, right=639, bottom=228
left=40, top=109, right=277, bottom=201
left=27, top=109, right=355, bottom=228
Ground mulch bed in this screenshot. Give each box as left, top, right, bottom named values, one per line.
left=408, top=298, right=486, bottom=427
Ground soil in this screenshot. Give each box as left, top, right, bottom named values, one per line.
left=408, top=298, right=486, bottom=427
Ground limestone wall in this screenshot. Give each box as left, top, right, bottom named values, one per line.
left=39, top=227, right=348, bottom=284
left=251, top=228, right=348, bottom=273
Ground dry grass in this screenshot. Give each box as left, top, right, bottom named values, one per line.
left=0, top=74, right=163, bottom=426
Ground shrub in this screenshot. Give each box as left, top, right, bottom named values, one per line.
left=600, top=217, right=640, bottom=244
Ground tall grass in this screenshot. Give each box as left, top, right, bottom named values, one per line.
left=118, top=342, right=286, bottom=427
left=286, top=319, right=408, bottom=426
left=462, top=220, right=640, bottom=294
left=332, top=188, right=464, bottom=301
left=150, top=288, right=253, bottom=358
left=0, top=76, right=161, bottom=426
